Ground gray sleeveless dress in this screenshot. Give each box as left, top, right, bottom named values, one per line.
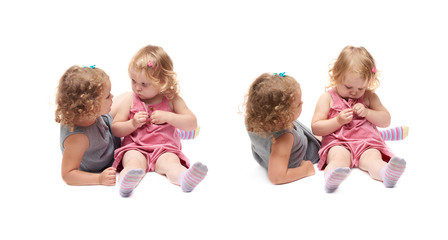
left=247, top=121, right=320, bottom=169
left=60, top=114, right=121, bottom=173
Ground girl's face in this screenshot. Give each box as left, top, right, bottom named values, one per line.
left=130, top=69, right=160, bottom=101
left=291, top=89, right=303, bottom=120
left=336, top=72, right=368, bottom=100
left=99, top=78, right=113, bottom=115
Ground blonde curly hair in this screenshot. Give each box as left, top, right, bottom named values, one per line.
left=128, top=45, right=179, bottom=100
left=55, top=65, right=109, bottom=130
left=245, top=73, right=301, bottom=138
left=328, top=46, right=380, bottom=91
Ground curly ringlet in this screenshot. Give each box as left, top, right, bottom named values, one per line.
left=128, top=45, right=179, bottom=100
left=245, top=73, right=301, bottom=140
left=55, top=65, right=109, bottom=131
left=328, top=46, right=380, bottom=91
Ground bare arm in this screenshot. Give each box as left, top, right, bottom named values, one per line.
left=267, top=133, right=315, bottom=185
left=354, top=91, right=391, bottom=128
left=311, top=92, right=351, bottom=136
left=61, top=134, right=116, bottom=186
left=110, top=91, right=132, bottom=119
left=150, top=96, right=197, bottom=131
left=111, top=94, right=146, bottom=138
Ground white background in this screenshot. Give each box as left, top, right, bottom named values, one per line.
left=1, top=0, right=447, bottom=239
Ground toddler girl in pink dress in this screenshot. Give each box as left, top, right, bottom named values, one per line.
left=311, top=46, right=406, bottom=193
left=112, top=45, right=207, bottom=197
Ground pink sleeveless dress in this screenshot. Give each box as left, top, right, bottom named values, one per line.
left=113, top=94, right=190, bottom=172
left=317, top=88, right=394, bottom=170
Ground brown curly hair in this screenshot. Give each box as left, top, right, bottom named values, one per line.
left=245, top=73, right=301, bottom=138
left=55, top=65, right=109, bottom=130
left=328, top=46, right=380, bottom=91
left=128, top=45, right=179, bottom=100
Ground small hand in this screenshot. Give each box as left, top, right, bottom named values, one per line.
left=99, top=167, right=116, bottom=186
left=132, top=111, right=149, bottom=128
left=337, top=109, right=353, bottom=125
left=150, top=110, right=171, bottom=125
left=352, top=103, right=368, bottom=118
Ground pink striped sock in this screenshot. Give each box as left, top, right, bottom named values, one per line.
left=177, top=126, right=200, bottom=140
left=325, top=167, right=351, bottom=193
left=380, top=156, right=406, bottom=188
left=179, top=162, right=208, bottom=192
left=380, top=126, right=409, bottom=141
left=119, top=168, right=145, bottom=197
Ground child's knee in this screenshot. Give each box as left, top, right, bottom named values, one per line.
left=327, top=146, right=351, bottom=166
left=156, top=153, right=181, bottom=168
left=123, top=150, right=147, bottom=168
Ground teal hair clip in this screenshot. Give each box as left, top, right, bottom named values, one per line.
left=84, top=65, right=96, bottom=69
left=274, top=72, right=286, bottom=77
